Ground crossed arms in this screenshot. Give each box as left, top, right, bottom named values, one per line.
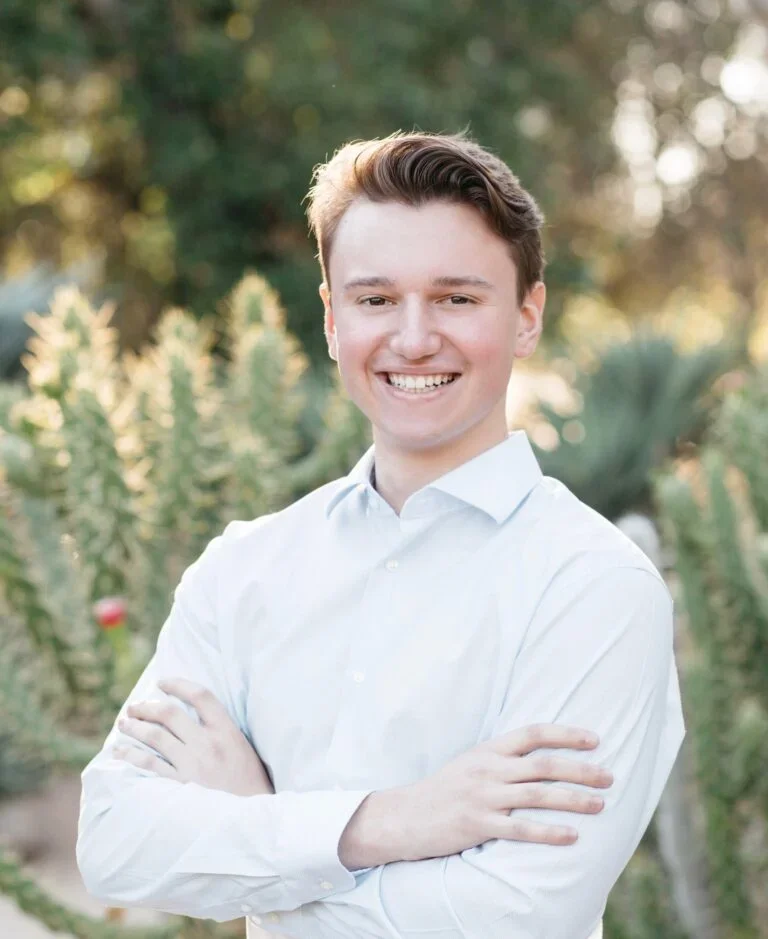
left=77, top=533, right=685, bottom=938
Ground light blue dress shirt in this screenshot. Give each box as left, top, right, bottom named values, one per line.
left=77, top=430, right=686, bottom=938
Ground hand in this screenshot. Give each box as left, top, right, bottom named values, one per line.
left=395, top=723, right=614, bottom=862
left=112, top=677, right=275, bottom=797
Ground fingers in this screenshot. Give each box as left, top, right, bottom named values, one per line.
left=124, top=697, right=192, bottom=743
left=157, top=677, right=229, bottom=727
left=486, top=782, right=605, bottom=816
left=112, top=744, right=176, bottom=779
left=117, top=713, right=185, bottom=766
left=504, top=753, right=613, bottom=790
left=492, top=814, right=579, bottom=846
left=491, top=723, right=600, bottom=757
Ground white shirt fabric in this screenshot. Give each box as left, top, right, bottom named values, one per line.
left=77, top=430, right=686, bottom=939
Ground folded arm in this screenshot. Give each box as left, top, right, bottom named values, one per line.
left=286, top=564, right=686, bottom=938
left=76, top=524, right=374, bottom=923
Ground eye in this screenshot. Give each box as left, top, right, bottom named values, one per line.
left=359, top=296, right=390, bottom=307
left=444, top=295, right=476, bottom=305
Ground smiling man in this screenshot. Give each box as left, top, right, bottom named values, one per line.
left=77, top=131, right=686, bottom=939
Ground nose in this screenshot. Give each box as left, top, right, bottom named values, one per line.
left=389, top=297, right=441, bottom=359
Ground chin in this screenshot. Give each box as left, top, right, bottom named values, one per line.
left=374, top=422, right=467, bottom=449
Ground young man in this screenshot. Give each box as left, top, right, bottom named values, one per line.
left=77, top=131, right=686, bottom=939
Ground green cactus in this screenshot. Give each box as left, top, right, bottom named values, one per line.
left=220, top=273, right=311, bottom=513
left=0, top=271, right=372, bottom=935
left=710, top=374, right=768, bottom=532
left=649, top=368, right=768, bottom=937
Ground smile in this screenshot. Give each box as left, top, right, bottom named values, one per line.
left=376, top=373, right=461, bottom=399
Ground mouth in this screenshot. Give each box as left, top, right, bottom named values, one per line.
left=375, top=372, right=462, bottom=400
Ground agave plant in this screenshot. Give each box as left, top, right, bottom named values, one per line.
left=531, top=332, right=736, bottom=521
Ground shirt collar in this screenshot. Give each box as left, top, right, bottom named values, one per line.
left=324, top=430, right=543, bottom=525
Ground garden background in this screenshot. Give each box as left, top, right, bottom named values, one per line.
left=1, top=1, right=768, bottom=937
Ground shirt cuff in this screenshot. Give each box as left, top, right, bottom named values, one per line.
left=276, top=788, right=377, bottom=897
left=169, top=786, right=376, bottom=910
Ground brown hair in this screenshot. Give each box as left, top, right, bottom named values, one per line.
left=304, top=129, right=545, bottom=306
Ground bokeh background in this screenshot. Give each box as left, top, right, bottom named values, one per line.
left=1, top=2, right=768, bottom=938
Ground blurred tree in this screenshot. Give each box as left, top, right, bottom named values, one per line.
left=0, top=0, right=612, bottom=360
left=594, top=0, right=768, bottom=357
left=0, top=0, right=764, bottom=378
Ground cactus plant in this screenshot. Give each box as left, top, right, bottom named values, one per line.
left=651, top=364, right=768, bottom=937
left=0, top=270, right=370, bottom=936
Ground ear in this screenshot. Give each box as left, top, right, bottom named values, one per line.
left=514, top=281, right=545, bottom=360
left=319, top=282, right=337, bottom=362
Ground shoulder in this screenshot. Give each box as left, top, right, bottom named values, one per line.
left=199, top=477, right=344, bottom=570
left=503, top=480, right=675, bottom=670
left=511, top=475, right=670, bottom=613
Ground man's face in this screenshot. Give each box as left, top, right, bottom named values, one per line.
left=320, top=198, right=545, bottom=459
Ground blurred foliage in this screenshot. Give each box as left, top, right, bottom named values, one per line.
left=604, top=848, right=689, bottom=939
left=530, top=331, right=737, bottom=521
left=651, top=362, right=768, bottom=936
left=0, top=0, right=606, bottom=361
left=0, top=0, right=765, bottom=377
left=596, top=0, right=768, bottom=344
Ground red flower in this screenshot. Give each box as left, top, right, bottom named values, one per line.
left=93, top=596, right=127, bottom=629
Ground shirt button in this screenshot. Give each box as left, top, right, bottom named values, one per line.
left=267, top=912, right=280, bottom=922
left=240, top=903, right=252, bottom=913
left=351, top=670, right=365, bottom=683
left=319, top=880, right=334, bottom=890
left=248, top=914, right=262, bottom=924
left=385, top=559, right=399, bottom=571
left=356, top=483, right=366, bottom=493
left=333, top=782, right=343, bottom=790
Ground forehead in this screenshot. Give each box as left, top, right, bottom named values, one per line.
left=329, top=198, right=515, bottom=279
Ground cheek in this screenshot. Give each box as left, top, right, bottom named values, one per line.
left=335, top=323, right=381, bottom=367
left=476, top=313, right=516, bottom=358
left=463, top=330, right=514, bottom=372
left=462, top=338, right=516, bottom=398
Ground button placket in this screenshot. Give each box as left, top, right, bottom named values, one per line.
left=345, top=523, right=400, bottom=688
left=324, top=513, right=401, bottom=775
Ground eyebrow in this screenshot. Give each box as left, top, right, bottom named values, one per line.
left=342, top=275, right=495, bottom=291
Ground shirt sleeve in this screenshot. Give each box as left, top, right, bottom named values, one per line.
left=284, top=564, right=686, bottom=938
left=76, top=523, right=375, bottom=923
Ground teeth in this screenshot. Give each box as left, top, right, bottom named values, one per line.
left=387, top=373, right=457, bottom=390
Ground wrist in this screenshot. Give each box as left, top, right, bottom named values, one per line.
left=338, top=786, right=411, bottom=870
